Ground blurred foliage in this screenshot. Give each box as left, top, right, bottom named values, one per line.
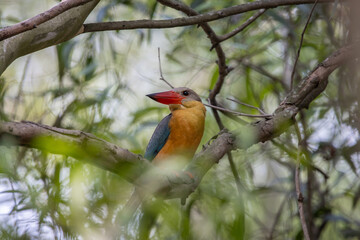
left=0, top=0, right=360, bottom=239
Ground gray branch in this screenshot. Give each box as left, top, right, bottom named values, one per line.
left=0, top=0, right=99, bottom=75
left=0, top=0, right=94, bottom=41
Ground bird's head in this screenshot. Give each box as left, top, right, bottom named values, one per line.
left=146, top=87, right=202, bottom=106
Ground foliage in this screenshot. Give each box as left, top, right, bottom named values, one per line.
left=0, top=0, right=359, bottom=239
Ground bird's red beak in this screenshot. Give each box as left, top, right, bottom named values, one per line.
left=147, top=90, right=185, bottom=105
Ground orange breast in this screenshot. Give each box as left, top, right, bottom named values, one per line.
left=153, top=101, right=206, bottom=164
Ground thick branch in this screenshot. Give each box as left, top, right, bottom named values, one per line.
left=0, top=121, right=150, bottom=182
left=0, top=0, right=99, bottom=75
left=0, top=43, right=357, bottom=200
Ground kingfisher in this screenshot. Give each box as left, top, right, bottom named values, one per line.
left=145, top=87, right=206, bottom=165
left=127, top=87, right=206, bottom=239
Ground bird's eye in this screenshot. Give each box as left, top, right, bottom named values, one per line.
left=183, top=91, right=189, bottom=96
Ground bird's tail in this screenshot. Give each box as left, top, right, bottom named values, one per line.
left=119, top=189, right=143, bottom=224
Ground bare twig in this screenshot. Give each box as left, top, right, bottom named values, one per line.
left=294, top=122, right=311, bottom=240
left=272, top=139, right=329, bottom=180
left=241, top=60, right=288, bottom=91
left=226, top=97, right=267, bottom=115
left=290, top=0, right=319, bottom=90
left=211, top=9, right=267, bottom=50
left=204, top=102, right=272, bottom=118
left=217, top=102, right=249, bottom=125
left=157, top=48, right=174, bottom=89
left=0, top=0, right=94, bottom=41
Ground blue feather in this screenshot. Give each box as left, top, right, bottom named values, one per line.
left=144, top=114, right=172, bottom=161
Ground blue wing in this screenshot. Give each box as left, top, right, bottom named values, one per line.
left=144, top=114, right=172, bottom=161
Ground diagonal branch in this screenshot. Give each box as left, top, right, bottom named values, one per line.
left=212, top=9, right=267, bottom=49
left=290, top=0, right=319, bottom=90
left=0, top=0, right=94, bottom=41
left=0, top=42, right=356, bottom=200
left=0, top=0, right=100, bottom=75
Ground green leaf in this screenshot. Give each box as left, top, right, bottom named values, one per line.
left=132, top=107, right=166, bottom=123
left=209, top=67, right=219, bottom=90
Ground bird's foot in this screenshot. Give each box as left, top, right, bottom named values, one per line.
left=168, top=170, right=195, bottom=185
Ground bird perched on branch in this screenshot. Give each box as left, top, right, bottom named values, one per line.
left=123, top=87, right=206, bottom=239
left=145, top=87, right=206, bottom=165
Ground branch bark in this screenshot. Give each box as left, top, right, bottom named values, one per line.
left=0, top=42, right=357, bottom=200
left=0, top=0, right=94, bottom=41
left=0, top=0, right=99, bottom=75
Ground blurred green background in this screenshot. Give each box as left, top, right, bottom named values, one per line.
left=0, top=0, right=359, bottom=239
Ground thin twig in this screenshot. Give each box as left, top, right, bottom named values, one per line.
left=290, top=0, right=319, bottom=90
left=157, top=48, right=174, bottom=89
left=217, top=102, right=248, bottom=125
left=226, top=97, right=267, bottom=115
left=211, top=9, right=267, bottom=50
left=294, top=121, right=311, bottom=240
left=204, top=102, right=272, bottom=118
left=206, top=99, right=224, bottom=128
left=241, top=60, right=288, bottom=91
left=227, top=152, right=245, bottom=194
left=268, top=195, right=288, bottom=240
left=12, top=56, right=31, bottom=119
left=272, top=139, right=329, bottom=180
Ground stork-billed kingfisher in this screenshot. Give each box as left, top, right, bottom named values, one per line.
left=145, top=87, right=206, bottom=164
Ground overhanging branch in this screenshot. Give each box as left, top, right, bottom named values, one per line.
left=0, top=0, right=340, bottom=76
left=82, top=0, right=334, bottom=33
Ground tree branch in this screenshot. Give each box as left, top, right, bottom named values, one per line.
left=290, top=0, right=319, bottom=90
left=212, top=9, right=267, bottom=49
left=0, top=121, right=150, bottom=182
left=82, top=0, right=334, bottom=34
left=294, top=121, right=311, bottom=240
left=203, top=103, right=272, bottom=118
left=0, top=43, right=357, bottom=200
left=0, top=0, right=99, bottom=75
left=0, top=0, right=337, bottom=75
left=0, top=0, right=94, bottom=41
